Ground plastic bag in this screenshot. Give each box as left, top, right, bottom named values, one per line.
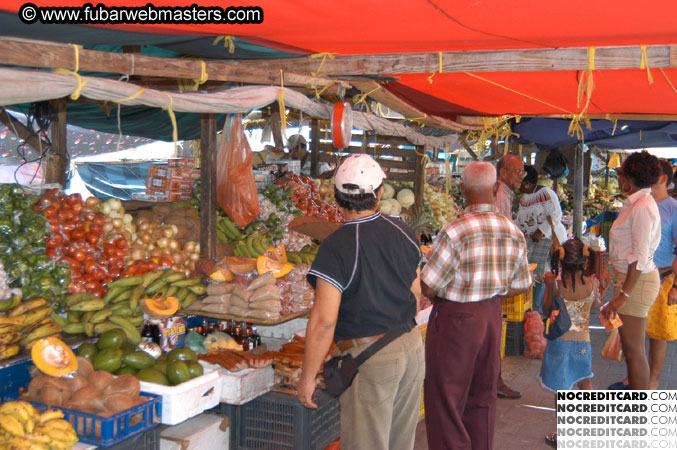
left=523, top=311, right=546, bottom=359
left=601, top=328, right=624, bottom=362
left=184, top=330, right=207, bottom=354
left=542, top=149, right=568, bottom=179
left=217, top=114, right=260, bottom=228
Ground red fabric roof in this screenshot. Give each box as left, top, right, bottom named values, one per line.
left=3, top=0, right=677, bottom=116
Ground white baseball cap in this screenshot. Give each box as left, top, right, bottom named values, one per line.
left=335, top=154, right=387, bottom=196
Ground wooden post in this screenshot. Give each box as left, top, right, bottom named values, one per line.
left=414, top=146, right=425, bottom=214
left=200, top=113, right=218, bottom=260
left=310, top=119, right=320, bottom=178
left=573, top=142, right=585, bottom=238
left=605, top=152, right=610, bottom=187
left=44, top=99, right=69, bottom=187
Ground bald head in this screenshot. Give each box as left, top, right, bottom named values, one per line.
left=497, top=154, right=525, bottom=190
left=462, top=161, right=497, bottom=194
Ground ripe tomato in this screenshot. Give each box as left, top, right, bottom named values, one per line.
left=73, top=249, right=86, bottom=262
left=61, top=256, right=81, bottom=273
left=46, top=249, right=60, bottom=259
left=70, top=229, right=85, bottom=240
left=83, top=259, right=97, bottom=274
left=71, top=202, right=84, bottom=213
left=92, top=267, right=107, bottom=281
left=93, top=215, right=106, bottom=227
left=103, top=243, right=116, bottom=256
left=90, top=222, right=102, bottom=234
left=45, top=237, right=60, bottom=249
left=84, top=279, right=99, bottom=291
left=159, top=256, right=172, bottom=268
left=85, top=232, right=99, bottom=245
left=83, top=211, right=96, bottom=222
left=66, top=193, right=83, bottom=207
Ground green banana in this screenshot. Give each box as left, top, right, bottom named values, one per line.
left=107, top=276, right=144, bottom=288
left=128, top=315, right=144, bottom=327
left=170, top=278, right=202, bottom=287
left=93, top=322, right=123, bottom=334
left=165, top=286, right=179, bottom=298
left=111, top=306, right=133, bottom=317
left=0, top=295, right=21, bottom=312
left=142, top=270, right=164, bottom=288
left=111, top=288, right=133, bottom=304
left=66, top=311, right=80, bottom=323
left=108, top=316, right=141, bottom=345
left=182, top=292, right=199, bottom=309
left=163, top=271, right=186, bottom=283
left=187, top=284, right=206, bottom=295
left=69, top=299, right=105, bottom=312
left=65, top=293, right=97, bottom=308
left=103, top=286, right=127, bottom=304
left=175, top=287, right=190, bottom=301
left=90, top=308, right=113, bottom=324
left=49, top=312, right=69, bottom=327
left=222, top=217, right=243, bottom=239
left=62, top=323, right=86, bottom=335
left=145, top=279, right=168, bottom=296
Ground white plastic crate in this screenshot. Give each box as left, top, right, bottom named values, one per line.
left=139, top=364, right=222, bottom=425
left=201, top=363, right=274, bottom=405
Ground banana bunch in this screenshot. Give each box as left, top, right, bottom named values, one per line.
left=231, top=232, right=273, bottom=259
left=58, top=269, right=206, bottom=341
left=285, top=245, right=318, bottom=265
left=216, top=216, right=243, bottom=243
left=0, top=298, right=63, bottom=361
left=0, top=402, right=77, bottom=450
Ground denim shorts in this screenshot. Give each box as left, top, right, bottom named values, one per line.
left=539, top=339, right=593, bottom=392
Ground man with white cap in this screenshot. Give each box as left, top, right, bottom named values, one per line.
left=298, top=154, right=425, bottom=450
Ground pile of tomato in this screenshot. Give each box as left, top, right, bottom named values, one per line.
left=278, top=174, right=343, bottom=223
left=34, top=189, right=128, bottom=297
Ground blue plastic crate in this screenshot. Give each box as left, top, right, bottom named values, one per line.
left=15, top=393, right=161, bottom=448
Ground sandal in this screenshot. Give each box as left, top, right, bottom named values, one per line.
left=545, top=433, right=557, bottom=448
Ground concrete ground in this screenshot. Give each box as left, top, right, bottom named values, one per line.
left=413, top=303, right=677, bottom=450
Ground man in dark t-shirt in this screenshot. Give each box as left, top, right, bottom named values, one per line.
left=297, top=154, right=425, bottom=450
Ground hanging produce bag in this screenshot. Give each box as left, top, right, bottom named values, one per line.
left=601, top=328, right=624, bottom=362
left=216, top=114, right=260, bottom=228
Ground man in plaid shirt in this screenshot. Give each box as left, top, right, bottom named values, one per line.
left=421, top=161, right=532, bottom=450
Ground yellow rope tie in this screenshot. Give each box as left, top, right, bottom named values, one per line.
left=611, top=119, right=618, bottom=136
left=640, top=45, right=654, bottom=85
left=111, top=87, right=146, bottom=104
left=406, top=115, right=427, bottom=127
left=415, top=148, right=431, bottom=167
left=428, top=52, right=443, bottom=84
left=576, top=47, right=595, bottom=112
left=313, top=80, right=336, bottom=99
left=375, top=102, right=386, bottom=117
left=353, top=86, right=381, bottom=111
left=464, top=72, right=572, bottom=115
left=53, top=44, right=88, bottom=100
left=308, top=52, right=337, bottom=77
left=197, top=60, right=209, bottom=85
left=639, top=130, right=642, bottom=141
left=213, top=35, right=236, bottom=53
left=278, top=70, right=287, bottom=139
left=162, top=93, right=178, bottom=152
left=567, top=114, right=592, bottom=141
left=658, top=68, right=677, bottom=95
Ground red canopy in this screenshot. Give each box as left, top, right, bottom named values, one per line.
left=2, top=0, right=677, bottom=117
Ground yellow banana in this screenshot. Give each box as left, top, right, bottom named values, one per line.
left=21, top=321, right=61, bottom=346
left=21, top=306, right=53, bottom=329
left=24, top=432, right=51, bottom=444
left=47, top=428, right=78, bottom=444
left=0, top=403, right=28, bottom=424
left=37, top=410, right=63, bottom=424
left=0, top=316, right=26, bottom=326
left=23, top=417, right=35, bottom=434
left=0, top=413, right=25, bottom=437
left=47, top=439, right=73, bottom=450
left=0, top=330, right=21, bottom=346
left=9, top=298, right=47, bottom=317
left=24, top=333, right=60, bottom=351
left=0, top=344, right=20, bottom=361
left=42, top=419, right=72, bottom=432
left=8, top=435, right=49, bottom=450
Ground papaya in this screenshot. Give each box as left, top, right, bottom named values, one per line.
left=123, top=351, right=156, bottom=370
left=96, top=328, right=126, bottom=350
left=167, top=347, right=197, bottom=363
left=167, top=361, right=191, bottom=386
left=116, top=366, right=138, bottom=376
left=76, top=342, right=97, bottom=360
left=136, top=368, right=169, bottom=386
left=93, top=348, right=123, bottom=373
left=188, top=362, right=204, bottom=379
left=31, top=337, right=78, bottom=377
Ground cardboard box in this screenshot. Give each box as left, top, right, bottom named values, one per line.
left=149, top=166, right=201, bottom=180
left=146, top=177, right=169, bottom=190
left=132, top=193, right=168, bottom=202
left=168, top=179, right=194, bottom=192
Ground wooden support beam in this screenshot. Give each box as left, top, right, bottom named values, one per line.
left=44, top=99, right=69, bottom=187
left=199, top=113, right=218, bottom=260
left=310, top=119, right=320, bottom=178
left=0, top=108, right=50, bottom=153
left=458, top=136, right=480, bottom=161
left=0, top=37, right=343, bottom=89
left=351, top=80, right=477, bottom=132
left=573, top=143, right=584, bottom=238
left=228, top=45, right=675, bottom=75
left=414, top=148, right=425, bottom=214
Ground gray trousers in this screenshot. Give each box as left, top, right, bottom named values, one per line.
left=339, top=327, right=425, bottom=450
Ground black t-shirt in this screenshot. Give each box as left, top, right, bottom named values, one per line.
left=307, top=212, right=422, bottom=341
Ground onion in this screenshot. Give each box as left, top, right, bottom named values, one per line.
left=109, top=211, right=122, bottom=219
left=102, top=222, right=114, bottom=233
left=140, top=232, right=153, bottom=244
left=184, top=241, right=196, bottom=253
left=162, top=250, right=172, bottom=259
left=149, top=248, right=162, bottom=258
left=102, top=203, right=112, bottom=215
left=171, top=252, right=183, bottom=265
left=109, top=198, right=122, bottom=211
left=131, top=248, right=145, bottom=261
left=122, top=214, right=133, bottom=225
left=85, top=197, right=100, bottom=208
left=163, top=227, right=174, bottom=239
left=190, top=252, right=200, bottom=261
left=170, top=224, right=179, bottom=235
left=157, top=237, right=169, bottom=248
left=195, top=243, right=200, bottom=253
left=112, top=218, right=123, bottom=229
left=168, top=239, right=179, bottom=251
left=137, top=221, right=149, bottom=231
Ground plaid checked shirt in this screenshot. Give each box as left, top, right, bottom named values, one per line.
left=422, top=204, right=533, bottom=302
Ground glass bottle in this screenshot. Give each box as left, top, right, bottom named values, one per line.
left=251, top=327, right=262, bottom=347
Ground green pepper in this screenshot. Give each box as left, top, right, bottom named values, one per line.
left=37, top=276, right=52, bottom=293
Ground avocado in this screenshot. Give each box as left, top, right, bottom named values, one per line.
left=116, top=366, right=138, bottom=376
left=156, top=353, right=167, bottom=361
left=188, top=362, right=204, bottom=379
left=136, top=368, right=169, bottom=386
left=167, top=347, right=197, bottom=363
left=153, top=361, right=168, bottom=375
left=93, top=348, right=123, bottom=373
left=76, top=343, right=97, bottom=360
left=96, top=329, right=126, bottom=350
left=123, top=351, right=156, bottom=370
left=167, top=361, right=191, bottom=386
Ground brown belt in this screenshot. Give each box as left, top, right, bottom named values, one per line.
left=337, top=333, right=386, bottom=352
